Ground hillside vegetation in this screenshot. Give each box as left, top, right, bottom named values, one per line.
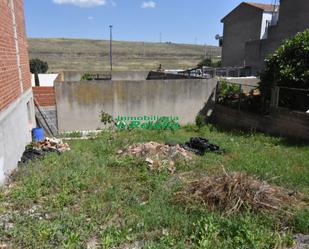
left=28, top=38, right=221, bottom=72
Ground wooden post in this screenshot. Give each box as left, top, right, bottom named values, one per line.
left=215, top=82, right=220, bottom=103
left=270, top=86, right=280, bottom=109
left=238, top=84, right=242, bottom=111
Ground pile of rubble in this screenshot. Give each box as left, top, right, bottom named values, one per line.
left=118, top=141, right=193, bottom=173
left=35, top=137, right=70, bottom=153
left=20, top=137, right=70, bottom=164
left=175, top=171, right=302, bottom=214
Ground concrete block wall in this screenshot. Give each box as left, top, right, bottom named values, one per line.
left=35, top=106, right=58, bottom=136
left=212, top=105, right=309, bottom=141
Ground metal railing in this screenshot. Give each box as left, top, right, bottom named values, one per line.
left=177, top=66, right=253, bottom=79
left=215, top=81, right=309, bottom=114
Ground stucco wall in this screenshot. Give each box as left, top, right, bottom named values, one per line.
left=221, top=4, right=263, bottom=67
left=0, top=89, right=35, bottom=184
left=55, top=79, right=217, bottom=132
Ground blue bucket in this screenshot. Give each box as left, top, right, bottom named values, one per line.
left=32, top=128, right=45, bottom=142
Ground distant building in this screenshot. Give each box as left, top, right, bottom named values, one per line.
left=31, top=73, right=60, bottom=87
left=0, top=0, right=35, bottom=184
left=221, top=0, right=309, bottom=74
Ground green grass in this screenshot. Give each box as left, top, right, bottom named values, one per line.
left=28, top=38, right=221, bottom=72
left=0, top=126, right=308, bottom=248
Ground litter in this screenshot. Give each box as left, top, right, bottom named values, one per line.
left=174, top=171, right=302, bottom=214
left=182, top=137, right=223, bottom=155
left=20, top=148, right=45, bottom=163
left=118, top=141, right=192, bottom=173
left=20, top=137, right=70, bottom=164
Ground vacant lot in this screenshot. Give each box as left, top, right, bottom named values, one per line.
left=0, top=126, right=308, bottom=248
left=28, top=38, right=221, bottom=72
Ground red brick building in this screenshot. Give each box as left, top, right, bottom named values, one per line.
left=0, top=0, right=35, bottom=184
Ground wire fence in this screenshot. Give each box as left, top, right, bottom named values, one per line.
left=215, top=81, right=309, bottom=114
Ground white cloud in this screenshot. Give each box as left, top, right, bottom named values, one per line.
left=88, top=16, right=94, bottom=20
left=53, top=0, right=106, bottom=7
left=141, top=1, right=156, bottom=9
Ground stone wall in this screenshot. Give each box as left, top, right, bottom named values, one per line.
left=55, top=79, right=217, bottom=132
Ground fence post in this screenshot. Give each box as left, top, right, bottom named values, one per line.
left=238, top=84, right=242, bottom=111
left=215, top=81, right=220, bottom=103
left=270, top=86, right=280, bottom=110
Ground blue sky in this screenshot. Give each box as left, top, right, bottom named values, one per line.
left=24, top=0, right=273, bottom=45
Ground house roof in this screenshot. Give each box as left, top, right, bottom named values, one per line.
left=221, top=2, right=279, bottom=22
left=246, top=2, right=278, bottom=12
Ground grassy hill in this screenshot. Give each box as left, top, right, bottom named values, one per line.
left=28, top=38, right=221, bottom=72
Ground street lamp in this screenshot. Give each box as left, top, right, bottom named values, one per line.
left=109, top=25, right=113, bottom=73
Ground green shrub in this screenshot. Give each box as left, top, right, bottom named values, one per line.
left=192, top=214, right=294, bottom=249
left=100, top=111, right=114, bottom=125
left=260, top=29, right=309, bottom=89
left=217, top=81, right=242, bottom=107
left=197, top=59, right=222, bottom=68
left=260, top=29, right=309, bottom=111
left=197, top=58, right=212, bottom=67
left=195, top=115, right=206, bottom=129
left=81, top=73, right=93, bottom=81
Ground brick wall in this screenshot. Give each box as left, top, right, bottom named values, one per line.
left=32, top=87, right=56, bottom=107
left=0, top=0, right=31, bottom=111
left=32, top=86, right=58, bottom=135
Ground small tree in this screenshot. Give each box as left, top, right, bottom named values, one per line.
left=197, top=58, right=212, bottom=68
left=260, top=29, right=309, bottom=89
left=29, top=59, right=49, bottom=86
left=260, top=29, right=309, bottom=110
left=197, top=58, right=222, bottom=68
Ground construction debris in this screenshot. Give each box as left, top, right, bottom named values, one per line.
left=35, top=137, right=70, bottom=153
left=182, top=137, right=223, bottom=155
left=175, top=171, right=302, bottom=214
left=20, top=137, right=70, bottom=164
left=118, top=141, right=192, bottom=173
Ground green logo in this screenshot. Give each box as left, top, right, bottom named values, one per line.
left=116, top=115, right=180, bottom=130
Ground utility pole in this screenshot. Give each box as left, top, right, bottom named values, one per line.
left=109, top=25, right=113, bottom=74
left=204, top=44, right=207, bottom=58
